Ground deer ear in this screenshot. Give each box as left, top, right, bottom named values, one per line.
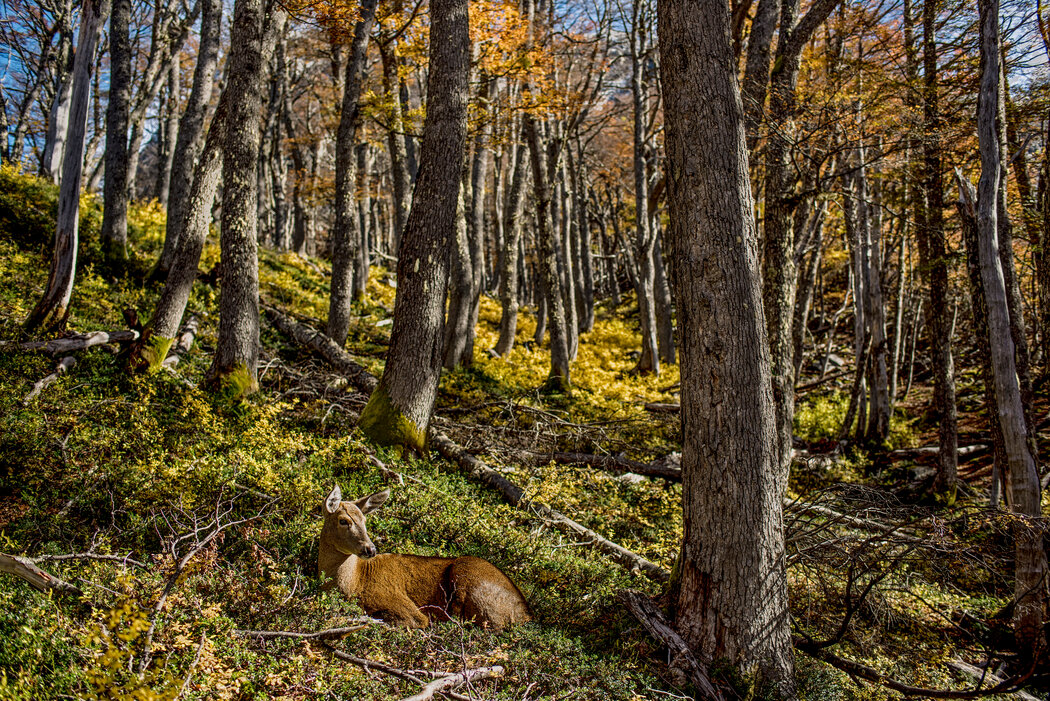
left=324, top=485, right=343, bottom=514
left=355, top=489, right=390, bottom=515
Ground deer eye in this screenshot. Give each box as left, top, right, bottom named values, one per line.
left=339, top=518, right=351, bottom=527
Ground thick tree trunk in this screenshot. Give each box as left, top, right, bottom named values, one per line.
left=100, top=0, right=132, bottom=263
left=24, top=0, right=106, bottom=333
left=156, top=0, right=222, bottom=278
left=975, top=0, right=1048, bottom=663
left=327, top=0, right=379, bottom=346
left=659, top=0, right=795, bottom=694
left=358, top=0, right=470, bottom=451
left=208, top=0, right=284, bottom=398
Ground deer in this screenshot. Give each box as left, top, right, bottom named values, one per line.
left=318, top=485, right=531, bottom=630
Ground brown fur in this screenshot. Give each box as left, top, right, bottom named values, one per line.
left=318, top=486, right=531, bottom=629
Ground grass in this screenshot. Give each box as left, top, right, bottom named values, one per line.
left=0, top=167, right=1037, bottom=700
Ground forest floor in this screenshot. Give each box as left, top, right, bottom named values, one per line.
left=0, top=166, right=1046, bottom=700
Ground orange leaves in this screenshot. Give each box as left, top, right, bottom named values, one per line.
left=285, top=0, right=365, bottom=42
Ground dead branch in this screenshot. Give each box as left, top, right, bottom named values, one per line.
left=430, top=432, right=669, bottom=583
left=784, top=500, right=923, bottom=544
left=617, top=590, right=723, bottom=700
left=322, top=645, right=472, bottom=701
left=177, top=632, right=207, bottom=700
left=0, top=552, right=84, bottom=597
left=643, top=402, right=679, bottom=413
left=34, top=551, right=147, bottom=568
left=796, top=642, right=1038, bottom=699
left=795, top=370, right=849, bottom=394
left=3, top=330, right=140, bottom=354
left=23, top=355, right=75, bottom=404
left=162, top=314, right=200, bottom=369
left=947, top=659, right=1042, bottom=701
left=528, top=451, right=682, bottom=481
left=264, top=306, right=377, bottom=394
left=233, top=621, right=379, bottom=641
left=889, top=444, right=989, bottom=460
left=399, top=665, right=504, bottom=701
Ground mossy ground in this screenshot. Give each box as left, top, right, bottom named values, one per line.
left=0, top=168, right=1039, bottom=699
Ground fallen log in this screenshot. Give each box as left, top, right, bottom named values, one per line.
left=323, top=645, right=472, bottom=701
left=264, top=306, right=377, bottom=394
left=947, top=659, right=1041, bottom=701
left=430, top=433, right=669, bottom=583
left=644, top=402, right=679, bottom=414
left=0, top=552, right=84, bottom=597
left=888, top=444, right=989, bottom=460
left=2, top=330, right=140, bottom=355
left=618, top=589, right=723, bottom=700
left=23, top=355, right=75, bottom=404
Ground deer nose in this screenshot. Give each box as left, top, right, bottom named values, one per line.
left=362, top=543, right=377, bottom=558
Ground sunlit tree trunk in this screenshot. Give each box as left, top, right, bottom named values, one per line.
left=495, top=140, right=528, bottom=355
left=359, top=0, right=470, bottom=451
left=100, top=0, right=132, bottom=263
left=24, top=0, right=106, bottom=333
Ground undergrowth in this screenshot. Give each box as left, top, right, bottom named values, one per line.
left=0, top=168, right=1034, bottom=700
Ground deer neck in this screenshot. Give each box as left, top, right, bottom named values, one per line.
left=318, top=538, right=364, bottom=595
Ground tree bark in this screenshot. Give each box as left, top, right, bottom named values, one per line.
left=358, top=0, right=470, bottom=451
left=327, top=0, right=379, bottom=346
left=975, top=0, right=1048, bottom=663
left=156, top=0, right=222, bottom=278
left=495, top=141, right=528, bottom=355
left=659, top=0, right=795, bottom=694
left=208, top=0, right=284, bottom=398
left=100, top=0, right=132, bottom=263
left=24, top=0, right=106, bottom=333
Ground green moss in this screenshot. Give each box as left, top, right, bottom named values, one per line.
left=358, top=384, right=427, bottom=452
left=209, top=362, right=259, bottom=402
left=132, top=334, right=174, bottom=374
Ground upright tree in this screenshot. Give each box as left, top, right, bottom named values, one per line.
left=659, top=0, right=794, bottom=694
left=100, top=0, right=132, bottom=264
left=24, top=0, right=106, bottom=332
left=359, top=0, right=470, bottom=450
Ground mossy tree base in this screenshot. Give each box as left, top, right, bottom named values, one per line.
left=358, top=385, right=427, bottom=453
left=207, top=363, right=259, bottom=403
left=127, top=332, right=173, bottom=374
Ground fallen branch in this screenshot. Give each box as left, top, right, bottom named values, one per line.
left=617, top=589, right=723, bottom=700
left=888, top=444, right=989, bottom=460
left=34, top=551, right=147, bottom=568
left=264, top=306, right=377, bottom=394
left=430, top=433, right=669, bottom=583
left=797, top=642, right=1037, bottom=699
left=23, top=355, right=75, bottom=403
left=784, top=500, right=923, bottom=544
left=233, top=621, right=378, bottom=641
left=0, top=552, right=84, bottom=597
left=528, top=451, right=682, bottom=481
left=322, top=645, right=472, bottom=701
left=643, top=402, right=679, bottom=414
left=162, top=315, right=200, bottom=369
left=400, top=665, right=504, bottom=701
left=947, top=659, right=1042, bottom=701
left=795, top=370, right=849, bottom=394
left=3, top=330, right=140, bottom=354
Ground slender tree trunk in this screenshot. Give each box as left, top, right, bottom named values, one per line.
left=328, top=0, right=379, bottom=346
left=156, top=60, right=180, bottom=205
left=379, top=38, right=412, bottom=251
left=156, top=0, right=222, bottom=277
left=100, top=0, right=132, bottom=263
left=359, top=0, right=470, bottom=450
left=42, top=0, right=74, bottom=183
left=918, top=0, right=958, bottom=493
left=208, top=0, right=284, bottom=398
left=354, top=141, right=373, bottom=299
left=444, top=172, right=472, bottom=368
left=496, top=141, right=528, bottom=355
left=975, top=0, right=1047, bottom=663
left=659, top=0, right=795, bottom=692
left=741, top=0, right=780, bottom=155
left=654, top=232, right=675, bottom=364
left=24, top=0, right=106, bottom=333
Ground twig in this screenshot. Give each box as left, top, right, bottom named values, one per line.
left=233, top=621, right=379, bottom=641
left=23, top=355, right=75, bottom=403
left=399, top=665, right=503, bottom=701
left=34, top=551, right=147, bottom=568
left=177, top=632, right=207, bottom=699
left=322, top=645, right=472, bottom=701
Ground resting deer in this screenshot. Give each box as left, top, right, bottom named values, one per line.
left=318, top=485, right=531, bottom=629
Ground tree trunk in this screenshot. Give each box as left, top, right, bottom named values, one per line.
left=654, top=233, right=675, bottom=365
left=100, top=0, right=132, bottom=263
left=379, top=38, right=412, bottom=252
left=495, top=141, right=528, bottom=355
left=917, top=0, right=958, bottom=493
left=443, top=175, right=472, bottom=368
left=24, top=0, right=106, bottom=333
left=741, top=0, right=780, bottom=155
left=358, top=0, right=470, bottom=451
left=975, top=0, right=1048, bottom=663
left=156, top=0, right=222, bottom=278
left=659, top=0, right=795, bottom=694
left=354, top=141, right=373, bottom=299
left=42, top=0, right=74, bottom=183
left=156, top=59, right=180, bottom=206
left=327, top=0, right=379, bottom=346
left=208, top=0, right=283, bottom=398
